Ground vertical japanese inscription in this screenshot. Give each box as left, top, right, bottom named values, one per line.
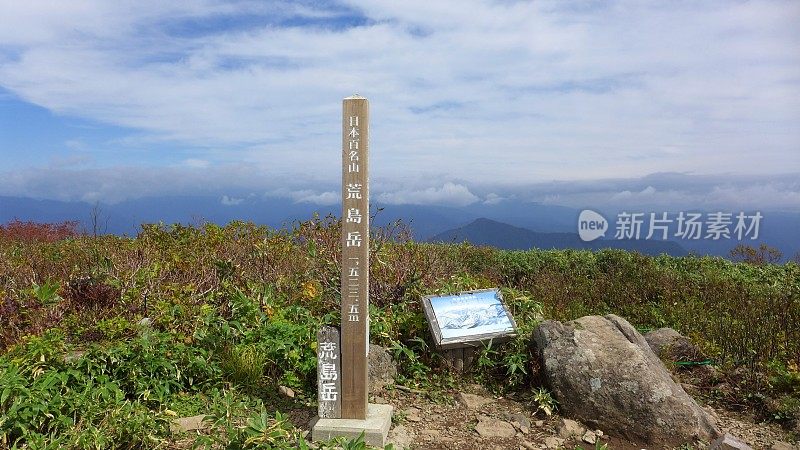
left=341, top=95, right=369, bottom=419
left=317, top=326, right=341, bottom=418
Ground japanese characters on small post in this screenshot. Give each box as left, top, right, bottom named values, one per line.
left=317, top=331, right=341, bottom=418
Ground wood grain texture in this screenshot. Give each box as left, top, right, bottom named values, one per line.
left=462, top=347, right=476, bottom=371
left=340, top=96, right=369, bottom=419
left=453, top=348, right=464, bottom=372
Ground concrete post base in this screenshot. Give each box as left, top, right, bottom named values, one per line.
left=311, top=403, right=393, bottom=447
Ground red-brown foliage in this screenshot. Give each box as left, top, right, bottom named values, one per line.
left=0, top=219, right=81, bottom=243
left=729, top=243, right=783, bottom=265
left=65, top=276, right=120, bottom=311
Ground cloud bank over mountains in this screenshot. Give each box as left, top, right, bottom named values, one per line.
left=0, top=163, right=797, bottom=212
left=0, top=1, right=798, bottom=211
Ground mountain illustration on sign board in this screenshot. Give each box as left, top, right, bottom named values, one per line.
left=437, top=303, right=508, bottom=330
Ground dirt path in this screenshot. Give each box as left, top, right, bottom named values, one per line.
left=288, top=383, right=797, bottom=450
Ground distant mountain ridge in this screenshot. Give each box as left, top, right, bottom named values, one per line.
left=2, top=195, right=798, bottom=259
left=430, top=218, right=688, bottom=256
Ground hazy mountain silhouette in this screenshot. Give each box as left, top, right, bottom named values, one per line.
left=430, top=218, right=689, bottom=256
left=2, top=195, right=797, bottom=259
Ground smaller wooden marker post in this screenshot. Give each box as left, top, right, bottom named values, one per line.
left=340, top=95, right=369, bottom=420
left=317, top=327, right=341, bottom=418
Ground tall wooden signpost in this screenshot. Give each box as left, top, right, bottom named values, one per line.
left=340, top=95, right=369, bottom=420
left=313, top=96, right=390, bottom=446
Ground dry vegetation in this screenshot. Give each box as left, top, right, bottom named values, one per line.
left=0, top=217, right=798, bottom=448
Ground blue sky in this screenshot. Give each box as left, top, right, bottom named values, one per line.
left=0, top=0, right=798, bottom=210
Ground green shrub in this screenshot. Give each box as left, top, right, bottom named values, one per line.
left=220, top=344, right=267, bottom=389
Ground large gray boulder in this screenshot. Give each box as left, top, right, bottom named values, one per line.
left=533, top=314, right=719, bottom=446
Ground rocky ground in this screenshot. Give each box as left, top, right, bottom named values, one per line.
left=167, top=368, right=800, bottom=449
left=325, top=383, right=797, bottom=450
left=290, top=324, right=800, bottom=450
left=176, top=381, right=798, bottom=450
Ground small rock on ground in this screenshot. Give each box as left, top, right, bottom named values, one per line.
left=386, top=424, right=413, bottom=450
left=710, top=433, right=754, bottom=450
left=644, top=327, right=703, bottom=360
left=544, top=436, right=565, bottom=449
left=510, top=421, right=529, bottom=434
left=402, top=407, right=422, bottom=422
left=171, top=414, right=208, bottom=433
left=557, top=418, right=585, bottom=439
left=278, top=385, right=295, bottom=398
left=420, top=429, right=440, bottom=439
left=771, top=443, right=799, bottom=450
left=475, top=415, right=516, bottom=438
left=457, top=392, right=493, bottom=409
left=504, top=412, right=532, bottom=429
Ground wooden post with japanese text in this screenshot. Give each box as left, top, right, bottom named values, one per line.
left=341, top=95, right=369, bottom=420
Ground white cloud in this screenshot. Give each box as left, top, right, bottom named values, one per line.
left=295, top=191, right=339, bottom=206
left=530, top=173, right=800, bottom=212
left=377, top=182, right=479, bottom=206
left=611, top=185, right=656, bottom=201
left=220, top=195, right=243, bottom=206
left=265, top=188, right=340, bottom=205
left=483, top=193, right=505, bottom=205
left=705, top=184, right=800, bottom=211
left=0, top=0, right=797, bottom=186
left=0, top=164, right=797, bottom=212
